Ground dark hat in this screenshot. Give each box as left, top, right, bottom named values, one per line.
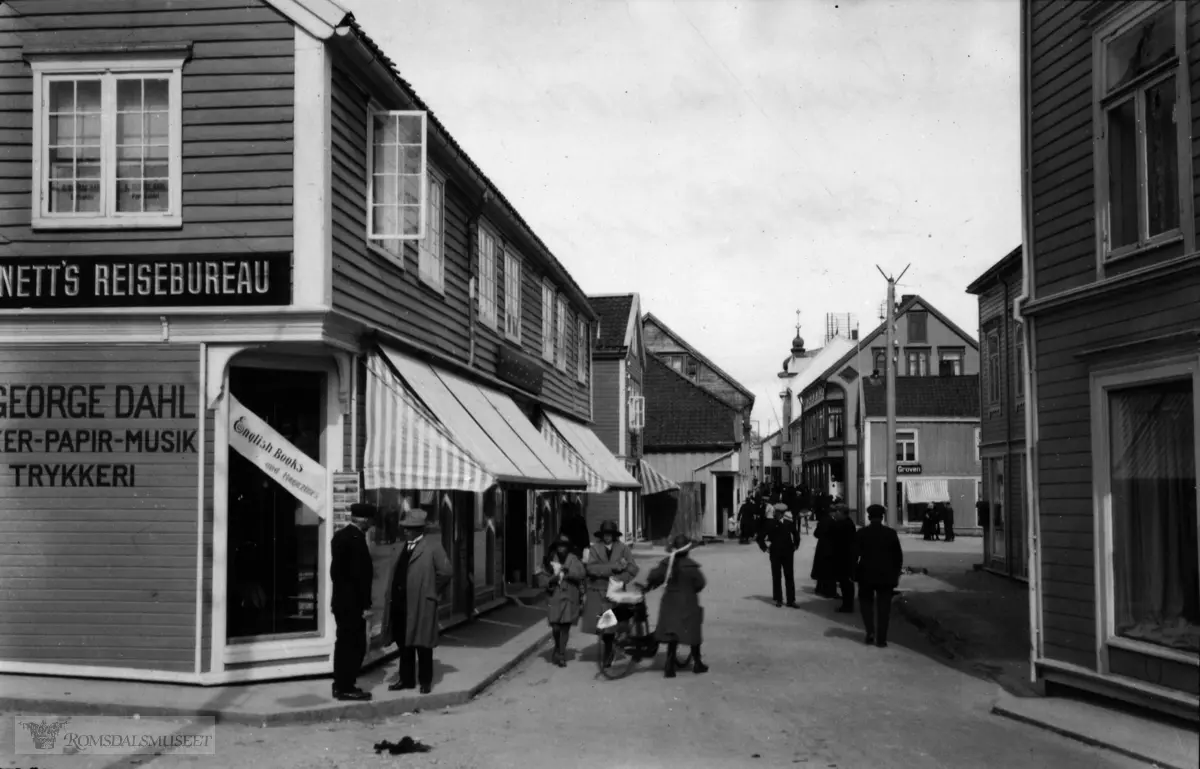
left=349, top=502, right=377, bottom=519
left=552, top=533, right=573, bottom=548
left=594, top=520, right=622, bottom=539
left=668, top=534, right=693, bottom=553
left=398, top=508, right=428, bottom=529
left=867, top=504, right=886, bottom=519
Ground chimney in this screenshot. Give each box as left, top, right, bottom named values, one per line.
left=900, top=294, right=916, bottom=305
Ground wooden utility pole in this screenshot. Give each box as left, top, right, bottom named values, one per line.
left=877, top=264, right=910, bottom=529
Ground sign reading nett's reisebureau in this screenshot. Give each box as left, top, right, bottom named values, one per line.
left=0, top=254, right=291, bottom=309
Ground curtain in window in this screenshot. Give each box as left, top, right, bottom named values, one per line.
left=1109, top=379, right=1199, bottom=653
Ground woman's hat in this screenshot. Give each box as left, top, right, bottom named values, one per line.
left=398, top=508, right=429, bottom=529
left=594, top=520, right=622, bottom=538
left=774, top=502, right=789, bottom=513
left=668, top=534, right=694, bottom=552
left=349, top=502, right=377, bottom=519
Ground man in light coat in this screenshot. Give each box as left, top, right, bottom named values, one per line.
left=385, top=504, right=452, bottom=694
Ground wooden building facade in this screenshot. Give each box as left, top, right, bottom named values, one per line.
left=0, top=0, right=636, bottom=685
left=1020, top=0, right=1199, bottom=717
left=967, top=246, right=1029, bottom=580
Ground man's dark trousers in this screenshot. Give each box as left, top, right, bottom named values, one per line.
left=837, top=577, right=855, bottom=610
left=771, top=554, right=796, bottom=605
left=393, top=598, right=433, bottom=689
left=858, top=583, right=894, bottom=642
left=333, top=611, right=367, bottom=691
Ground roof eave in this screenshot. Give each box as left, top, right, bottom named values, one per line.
left=642, top=313, right=755, bottom=403
left=966, top=246, right=1023, bottom=295
left=264, top=0, right=350, bottom=40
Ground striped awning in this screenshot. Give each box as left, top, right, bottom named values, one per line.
left=364, top=347, right=587, bottom=492
left=540, top=412, right=641, bottom=494
left=638, top=460, right=680, bottom=496
left=906, top=479, right=950, bottom=504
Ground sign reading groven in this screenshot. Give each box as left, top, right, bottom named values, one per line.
left=229, top=396, right=327, bottom=516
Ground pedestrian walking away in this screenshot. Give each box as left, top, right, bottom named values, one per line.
left=582, top=520, right=640, bottom=669
left=758, top=502, right=801, bottom=607
left=384, top=503, right=453, bottom=694
left=810, top=510, right=837, bottom=599
left=737, top=495, right=758, bottom=544
left=542, top=534, right=586, bottom=667
left=330, top=503, right=376, bottom=701
left=938, top=502, right=956, bottom=542
left=644, top=534, right=709, bottom=678
left=854, top=504, right=904, bottom=648
left=827, top=504, right=858, bottom=613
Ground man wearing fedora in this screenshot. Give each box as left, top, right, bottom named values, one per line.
left=854, top=503, right=904, bottom=648
left=330, top=502, right=376, bottom=701
left=384, top=502, right=453, bottom=694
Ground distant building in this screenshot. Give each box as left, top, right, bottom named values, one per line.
left=966, top=247, right=1028, bottom=580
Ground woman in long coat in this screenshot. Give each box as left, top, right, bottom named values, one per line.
left=645, top=534, right=709, bottom=677
left=542, top=534, right=585, bottom=667
left=581, top=520, right=639, bottom=669
left=810, top=513, right=837, bottom=598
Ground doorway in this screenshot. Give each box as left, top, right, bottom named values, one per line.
left=226, top=367, right=325, bottom=643
left=504, top=490, right=529, bottom=586
left=716, top=475, right=733, bottom=535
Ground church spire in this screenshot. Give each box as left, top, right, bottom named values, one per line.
left=791, top=309, right=806, bottom=355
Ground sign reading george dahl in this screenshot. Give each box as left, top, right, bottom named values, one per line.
left=0, top=254, right=291, bottom=309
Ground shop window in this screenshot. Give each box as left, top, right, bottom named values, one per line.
left=541, top=281, right=554, bottom=362
left=367, top=111, right=429, bottom=263
left=31, top=57, right=185, bottom=229
left=905, top=348, right=931, bottom=377
left=554, top=296, right=567, bottom=371
left=895, top=430, right=917, bottom=463
left=939, top=348, right=964, bottom=376
left=477, top=227, right=498, bottom=329
left=576, top=318, right=588, bottom=383
left=226, top=368, right=325, bottom=642
left=1098, top=365, right=1198, bottom=654
left=1095, top=2, right=1189, bottom=261
left=503, top=250, right=523, bottom=343
left=907, top=311, right=928, bottom=343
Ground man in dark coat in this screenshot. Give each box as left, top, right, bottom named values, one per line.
left=939, top=502, right=956, bottom=542
left=644, top=534, right=708, bottom=677
left=386, top=505, right=453, bottom=694
left=828, top=504, right=858, bottom=612
left=737, top=496, right=758, bottom=544
left=558, top=498, right=590, bottom=559
left=758, top=504, right=801, bottom=607
left=810, top=513, right=836, bottom=598
left=330, top=503, right=376, bottom=701
left=854, top=504, right=904, bottom=648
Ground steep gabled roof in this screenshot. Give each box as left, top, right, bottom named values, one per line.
left=642, top=313, right=755, bottom=404
left=263, top=0, right=350, bottom=38
left=966, top=246, right=1023, bottom=295
left=862, top=375, right=980, bottom=418
left=589, top=294, right=637, bottom=351
left=799, top=295, right=978, bottom=400
left=643, top=355, right=739, bottom=448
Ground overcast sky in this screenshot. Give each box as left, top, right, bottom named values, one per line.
left=340, top=0, right=1021, bottom=432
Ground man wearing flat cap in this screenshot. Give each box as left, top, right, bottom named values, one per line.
left=384, top=501, right=452, bottom=694
left=330, top=502, right=376, bottom=701
left=854, top=503, right=904, bottom=648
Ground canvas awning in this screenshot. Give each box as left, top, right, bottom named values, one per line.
left=906, top=479, right=950, bottom=504
left=363, top=346, right=586, bottom=491
left=540, top=412, right=641, bottom=493
left=638, top=460, right=680, bottom=496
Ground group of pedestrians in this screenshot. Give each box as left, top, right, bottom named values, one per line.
left=920, top=502, right=956, bottom=541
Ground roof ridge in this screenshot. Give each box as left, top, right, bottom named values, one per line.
left=642, top=313, right=755, bottom=403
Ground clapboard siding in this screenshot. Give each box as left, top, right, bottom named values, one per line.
left=592, top=359, right=621, bottom=455
left=327, top=63, right=590, bottom=421
left=0, top=343, right=201, bottom=672
left=0, top=0, right=294, bottom=260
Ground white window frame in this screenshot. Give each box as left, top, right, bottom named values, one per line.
left=477, top=225, right=498, bottom=329
left=554, top=296, right=567, bottom=371
left=628, top=394, right=645, bottom=432
left=905, top=348, right=931, bottom=377
left=366, top=109, right=428, bottom=249
left=1090, top=354, right=1200, bottom=667
left=1092, top=1, right=1195, bottom=266
left=974, top=427, right=982, bottom=463
left=503, top=248, right=522, bottom=344
left=31, top=56, right=185, bottom=230
left=576, top=317, right=588, bottom=383
left=895, top=429, right=918, bottom=464
left=540, top=280, right=554, bottom=363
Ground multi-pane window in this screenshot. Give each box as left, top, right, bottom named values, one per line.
left=907, top=311, right=929, bottom=343
left=32, top=59, right=183, bottom=228
left=986, top=330, right=1001, bottom=406
left=905, top=349, right=931, bottom=377
left=368, top=111, right=427, bottom=243
left=895, top=430, right=918, bottom=463
left=1097, top=3, right=1186, bottom=259
left=666, top=354, right=698, bottom=379
left=541, top=281, right=555, bottom=362
left=939, top=348, right=964, bottom=376
left=1014, top=323, right=1025, bottom=402
left=417, top=176, right=444, bottom=290
left=503, top=250, right=522, bottom=342
left=477, top=228, right=498, bottom=329
left=827, top=405, right=844, bottom=440
left=873, top=348, right=887, bottom=375
left=771, top=446, right=782, bottom=461
left=576, top=318, right=588, bottom=383
left=554, top=296, right=567, bottom=370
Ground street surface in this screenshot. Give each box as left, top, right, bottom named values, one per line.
left=5, top=541, right=1145, bottom=769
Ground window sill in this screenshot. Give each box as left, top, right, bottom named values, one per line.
left=416, top=273, right=446, bottom=299
left=1104, top=232, right=1183, bottom=267
left=1106, top=635, right=1199, bottom=667
left=32, top=214, right=182, bottom=231
left=367, top=240, right=406, bottom=269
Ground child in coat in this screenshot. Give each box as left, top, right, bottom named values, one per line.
left=542, top=534, right=586, bottom=666
left=644, top=534, right=709, bottom=677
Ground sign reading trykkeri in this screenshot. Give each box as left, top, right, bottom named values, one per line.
left=228, top=396, right=327, bottom=517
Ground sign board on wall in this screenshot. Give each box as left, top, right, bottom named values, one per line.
left=897, top=464, right=923, bottom=475
left=228, top=395, right=327, bottom=516
left=0, top=254, right=291, bottom=310
left=331, top=472, right=361, bottom=531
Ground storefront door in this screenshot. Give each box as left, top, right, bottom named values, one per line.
left=226, top=367, right=325, bottom=643
left=504, top=490, right=529, bottom=586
